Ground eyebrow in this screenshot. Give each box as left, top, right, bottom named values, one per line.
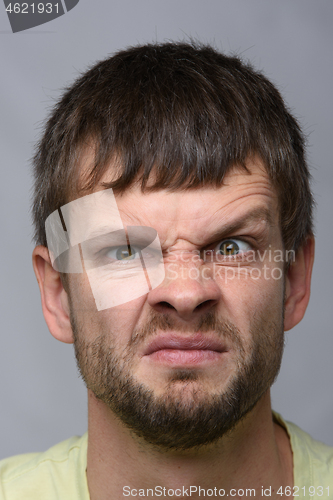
left=78, top=226, right=158, bottom=249
left=204, top=207, right=275, bottom=244
left=80, top=227, right=127, bottom=242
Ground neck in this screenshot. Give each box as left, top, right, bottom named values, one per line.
left=86, top=390, right=293, bottom=500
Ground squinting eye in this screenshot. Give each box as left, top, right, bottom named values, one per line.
left=106, top=245, right=140, bottom=261
left=216, top=239, right=251, bottom=256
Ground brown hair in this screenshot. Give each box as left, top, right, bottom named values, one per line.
left=32, top=42, right=313, bottom=252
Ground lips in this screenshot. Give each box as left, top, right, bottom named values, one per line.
left=144, top=333, right=227, bottom=357
left=143, top=334, right=227, bottom=366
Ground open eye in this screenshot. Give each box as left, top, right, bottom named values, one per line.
left=106, top=245, right=141, bottom=262
left=215, top=239, right=251, bottom=256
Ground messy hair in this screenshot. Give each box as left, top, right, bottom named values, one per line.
left=32, top=42, right=313, bottom=252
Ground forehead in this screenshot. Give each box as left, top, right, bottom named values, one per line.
left=100, top=158, right=279, bottom=244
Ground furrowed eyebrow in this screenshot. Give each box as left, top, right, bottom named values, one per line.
left=80, top=227, right=125, bottom=241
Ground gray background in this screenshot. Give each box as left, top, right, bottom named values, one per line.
left=0, top=0, right=332, bottom=459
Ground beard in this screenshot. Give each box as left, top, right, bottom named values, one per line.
left=71, top=307, right=284, bottom=451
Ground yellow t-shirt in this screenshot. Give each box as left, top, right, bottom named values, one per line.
left=0, top=413, right=332, bottom=499
left=0, top=434, right=89, bottom=500
left=275, top=412, right=333, bottom=498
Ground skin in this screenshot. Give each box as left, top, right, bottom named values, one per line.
left=33, top=157, right=314, bottom=499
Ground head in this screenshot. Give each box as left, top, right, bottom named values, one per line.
left=32, top=42, right=314, bottom=450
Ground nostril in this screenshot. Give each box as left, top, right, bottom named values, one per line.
left=195, top=300, right=217, bottom=311
left=159, top=301, right=176, bottom=310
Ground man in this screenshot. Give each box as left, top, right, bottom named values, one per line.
left=0, top=42, right=332, bottom=499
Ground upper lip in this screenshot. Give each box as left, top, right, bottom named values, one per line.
left=144, top=333, right=227, bottom=356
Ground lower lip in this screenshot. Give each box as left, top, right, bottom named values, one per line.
left=147, top=349, right=223, bottom=365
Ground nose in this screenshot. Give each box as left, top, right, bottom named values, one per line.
left=147, top=255, right=221, bottom=321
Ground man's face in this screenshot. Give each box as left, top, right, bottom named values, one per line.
left=68, top=158, right=285, bottom=450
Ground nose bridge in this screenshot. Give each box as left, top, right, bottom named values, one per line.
left=147, top=250, right=221, bottom=319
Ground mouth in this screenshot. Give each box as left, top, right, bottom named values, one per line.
left=143, top=333, right=227, bottom=366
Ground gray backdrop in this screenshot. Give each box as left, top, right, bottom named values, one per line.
left=0, top=0, right=332, bottom=459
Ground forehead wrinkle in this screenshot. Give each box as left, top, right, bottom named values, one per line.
left=108, top=167, right=278, bottom=246
left=166, top=176, right=275, bottom=225
left=206, top=181, right=277, bottom=224
left=117, top=208, right=144, bottom=227
left=208, top=206, right=275, bottom=238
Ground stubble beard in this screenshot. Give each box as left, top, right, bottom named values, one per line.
left=70, top=304, right=284, bottom=451
left=71, top=300, right=284, bottom=450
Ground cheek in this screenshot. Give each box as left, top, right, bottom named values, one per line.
left=67, top=273, right=96, bottom=315
left=96, top=298, right=147, bottom=343
left=68, top=272, right=147, bottom=343
left=215, top=264, right=285, bottom=337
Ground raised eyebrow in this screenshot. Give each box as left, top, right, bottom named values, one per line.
left=206, top=207, right=274, bottom=243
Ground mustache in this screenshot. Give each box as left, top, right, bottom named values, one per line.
left=129, top=310, right=245, bottom=353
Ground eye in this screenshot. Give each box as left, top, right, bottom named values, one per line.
left=106, top=245, right=141, bottom=262
left=215, top=239, right=251, bottom=256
